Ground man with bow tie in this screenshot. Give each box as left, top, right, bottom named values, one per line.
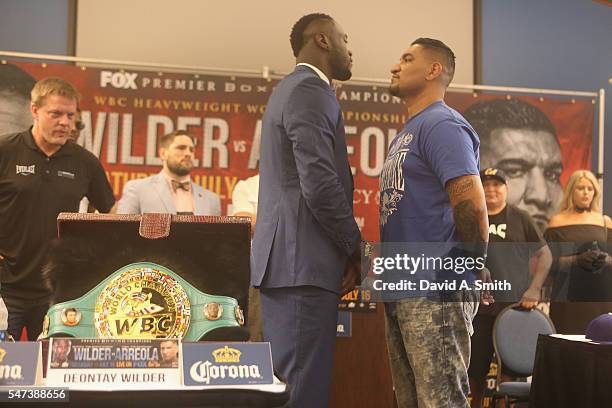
left=117, top=130, right=221, bottom=216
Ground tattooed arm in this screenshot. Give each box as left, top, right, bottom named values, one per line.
left=446, top=175, right=492, bottom=304
left=445, top=175, right=489, bottom=251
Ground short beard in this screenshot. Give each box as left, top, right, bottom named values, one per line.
left=330, top=56, right=351, bottom=82
left=335, top=67, right=352, bottom=82
left=388, top=84, right=400, bottom=97
left=167, top=162, right=191, bottom=176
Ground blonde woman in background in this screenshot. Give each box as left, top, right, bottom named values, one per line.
left=545, top=170, right=612, bottom=333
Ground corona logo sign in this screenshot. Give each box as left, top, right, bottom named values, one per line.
left=189, top=360, right=262, bottom=385
left=95, top=266, right=190, bottom=339
left=0, top=348, right=23, bottom=380
left=212, top=346, right=241, bottom=363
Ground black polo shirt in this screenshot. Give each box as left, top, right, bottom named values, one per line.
left=0, top=128, right=115, bottom=302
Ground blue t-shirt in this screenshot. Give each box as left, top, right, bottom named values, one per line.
left=380, top=101, right=480, bottom=243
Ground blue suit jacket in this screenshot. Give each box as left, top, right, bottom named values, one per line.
left=251, top=66, right=361, bottom=294
left=116, top=171, right=221, bottom=215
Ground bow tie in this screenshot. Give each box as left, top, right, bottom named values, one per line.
left=171, top=180, right=191, bottom=192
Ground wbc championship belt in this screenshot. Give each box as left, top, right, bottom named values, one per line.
left=41, top=262, right=245, bottom=341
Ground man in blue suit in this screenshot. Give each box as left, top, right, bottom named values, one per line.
left=251, top=13, right=361, bottom=407
left=117, top=130, right=221, bottom=215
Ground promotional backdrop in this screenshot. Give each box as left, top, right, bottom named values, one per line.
left=1, top=61, right=595, bottom=241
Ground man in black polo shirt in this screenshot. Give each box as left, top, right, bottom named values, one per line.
left=0, top=77, right=115, bottom=340
left=468, top=167, right=552, bottom=408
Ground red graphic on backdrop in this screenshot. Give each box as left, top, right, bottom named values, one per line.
left=2, top=61, right=594, bottom=241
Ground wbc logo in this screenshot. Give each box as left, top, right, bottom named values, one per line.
left=95, top=266, right=191, bottom=339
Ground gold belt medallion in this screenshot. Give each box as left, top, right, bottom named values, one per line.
left=94, top=265, right=191, bottom=339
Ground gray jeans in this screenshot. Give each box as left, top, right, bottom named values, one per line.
left=384, top=290, right=479, bottom=408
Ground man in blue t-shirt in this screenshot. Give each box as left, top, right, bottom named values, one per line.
left=380, top=38, right=490, bottom=408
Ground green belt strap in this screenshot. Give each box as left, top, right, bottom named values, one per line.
left=42, top=262, right=244, bottom=341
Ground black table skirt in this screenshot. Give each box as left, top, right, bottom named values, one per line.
left=530, top=334, right=612, bottom=408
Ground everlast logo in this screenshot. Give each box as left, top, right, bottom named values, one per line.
left=100, top=71, right=138, bottom=89
left=189, top=360, right=262, bottom=385
left=15, top=165, right=35, bottom=176
left=113, top=313, right=174, bottom=336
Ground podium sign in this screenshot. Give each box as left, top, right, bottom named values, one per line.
left=339, top=288, right=377, bottom=312
left=183, top=342, right=273, bottom=386
left=336, top=311, right=352, bottom=338
left=0, top=342, right=42, bottom=386
left=46, top=338, right=180, bottom=389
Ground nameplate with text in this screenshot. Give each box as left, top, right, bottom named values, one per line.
left=46, top=338, right=180, bottom=389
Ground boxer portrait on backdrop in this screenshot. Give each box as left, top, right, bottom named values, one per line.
left=464, top=99, right=564, bottom=233
left=0, top=64, right=35, bottom=138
